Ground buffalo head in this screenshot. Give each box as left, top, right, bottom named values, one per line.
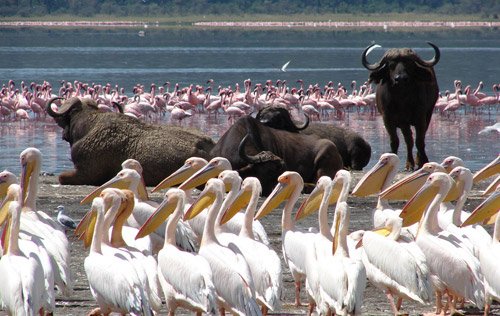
left=237, top=134, right=285, bottom=195
left=362, top=42, right=440, bottom=86
left=256, top=107, right=309, bottom=133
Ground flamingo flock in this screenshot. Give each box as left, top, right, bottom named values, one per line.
left=1, top=146, right=499, bottom=315
left=1, top=78, right=497, bottom=123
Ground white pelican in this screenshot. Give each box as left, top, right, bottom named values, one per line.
left=255, top=171, right=314, bottom=307
left=84, top=193, right=153, bottom=316
left=135, top=188, right=218, bottom=315
left=351, top=153, right=406, bottom=228
left=220, top=176, right=282, bottom=315
left=121, top=158, right=151, bottom=203
left=77, top=189, right=161, bottom=314
left=81, top=168, right=198, bottom=253
left=473, top=154, right=500, bottom=184
left=400, top=172, right=484, bottom=314
left=184, top=178, right=262, bottom=315
left=178, top=156, right=270, bottom=245
left=317, top=201, right=367, bottom=316
left=18, top=147, right=72, bottom=297
left=0, top=184, right=45, bottom=315
left=440, top=156, right=464, bottom=173
left=461, top=184, right=500, bottom=316
left=360, top=216, right=432, bottom=315
left=0, top=170, right=18, bottom=201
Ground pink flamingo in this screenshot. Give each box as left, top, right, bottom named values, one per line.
left=170, top=106, right=192, bottom=123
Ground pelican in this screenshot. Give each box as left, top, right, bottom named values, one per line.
left=400, top=172, right=484, bottom=314
left=77, top=188, right=161, bottom=314
left=18, top=147, right=72, bottom=297
left=317, top=202, right=367, bottom=316
left=121, top=158, right=150, bottom=202
left=255, top=171, right=314, bottom=307
left=461, top=184, right=500, bottom=316
left=220, top=177, right=283, bottom=315
left=177, top=156, right=270, bottom=245
left=0, top=184, right=45, bottom=316
left=184, top=178, right=262, bottom=315
left=81, top=168, right=198, bottom=253
left=351, top=153, right=407, bottom=228
left=360, top=216, right=432, bottom=315
left=440, top=156, right=464, bottom=173
left=84, top=193, right=153, bottom=316
left=135, top=188, right=218, bottom=315
left=473, top=154, right=500, bottom=184
left=0, top=170, right=18, bottom=201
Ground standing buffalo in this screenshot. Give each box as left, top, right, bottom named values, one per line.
left=256, top=107, right=371, bottom=170
left=210, top=115, right=343, bottom=195
left=46, top=97, right=215, bottom=186
left=362, top=42, right=440, bottom=170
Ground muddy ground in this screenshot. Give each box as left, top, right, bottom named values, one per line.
left=5, top=171, right=498, bottom=316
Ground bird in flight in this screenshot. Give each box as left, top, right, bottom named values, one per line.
left=281, top=60, right=291, bottom=72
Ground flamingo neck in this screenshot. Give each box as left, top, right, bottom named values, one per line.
left=201, top=191, right=223, bottom=247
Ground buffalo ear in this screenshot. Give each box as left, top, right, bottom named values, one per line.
left=414, top=64, right=436, bottom=83
left=368, top=64, right=388, bottom=84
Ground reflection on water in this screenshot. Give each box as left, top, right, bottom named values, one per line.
left=0, top=111, right=497, bottom=176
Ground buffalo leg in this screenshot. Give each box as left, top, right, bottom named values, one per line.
left=414, top=123, right=429, bottom=169
left=400, top=125, right=415, bottom=170
left=385, top=122, right=400, bottom=155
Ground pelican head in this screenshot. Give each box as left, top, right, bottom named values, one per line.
left=351, top=153, right=399, bottom=197
left=295, top=176, right=332, bottom=221
left=0, top=170, right=18, bottom=200
left=19, top=147, right=42, bottom=207
left=179, top=157, right=231, bottom=191
left=81, top=169, right=141, bottom=204
left=152, top=157, right=208, bottom=193
left=221, top=177, right=261, bottom=225
left=184, top=178, right=225, bottom=221
left=440, top=156, right=464, bottom=173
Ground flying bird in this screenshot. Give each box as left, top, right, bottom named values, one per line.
left=281, top=60, right=291, bottom=72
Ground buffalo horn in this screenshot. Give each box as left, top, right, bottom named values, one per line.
left=238, top=134, right=261, bottom=164
left=415, top=42, right=441, bottom=68
left=295, top=114, right=310, bottom=131
left=46, top=97, right=78, bottom=117
left=361, top=43, right=384, bottom=71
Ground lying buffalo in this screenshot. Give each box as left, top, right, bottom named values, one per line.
left=47, top=97, right=215, bottom=186
left=210, top=115, right=343, bottom=195
left=256, top=107, right=371, bottom=170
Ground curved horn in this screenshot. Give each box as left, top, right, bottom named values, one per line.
left=46, top=97, right=80, bottom=117
left=361, top=44, right=384, bottom=71
left=415, top=42, right=440, bottom=68
left=238, top=134, right=261, bottom=164
left=295, top=114, right=309, bottom=131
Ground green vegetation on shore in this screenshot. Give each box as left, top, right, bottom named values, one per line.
left=1, top=1, right=498, bottom=21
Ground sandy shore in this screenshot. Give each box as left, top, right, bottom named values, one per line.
left=9, top=170, right=494, bottom=316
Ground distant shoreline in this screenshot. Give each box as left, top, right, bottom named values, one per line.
left=1, top=20, right=499, bottom=28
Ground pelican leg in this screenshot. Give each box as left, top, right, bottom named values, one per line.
left=196, top=312, right=202, bottom=316
left=385, top=290, right=399, bottom=315
left=219, top=307, right=225, bottom=316
left=396, top=297, right=403, bottom=311
left=294, top=281, right=302, bottom=306
left=307, top=301, right=316, bottom=316
left=484, top=303, right=490, bottom=316
left=87, top=307, right=102, bottom=316
left=435, top=290, right=443, bottom=315
left=262, top=305, right=268, bottom=316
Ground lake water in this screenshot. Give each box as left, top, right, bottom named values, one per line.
left=0, top=26, right=498, bottom=175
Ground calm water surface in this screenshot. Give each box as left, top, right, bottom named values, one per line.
left=0, top=27, right=498, bottom=175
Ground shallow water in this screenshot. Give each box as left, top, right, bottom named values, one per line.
left=0, top=27, right=499, bottom=175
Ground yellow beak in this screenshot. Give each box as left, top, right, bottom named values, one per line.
left=461, top=187, right=500, bottom=227
left=483, top=175, right=500, bottom=196
left=352, top=159, right=390, bottom=197
left=152, top=162, right=198, bottom=193
left=380, top=168, right=431, bottom=201
left=184, top=190, right=216, bottom=221
left=179, top=162, right=222, bottom=191
left=295, top=184, right=324, bottom=221
left=80, top=176, right=131, bottom=205
left=221, top=189, right=251, bottom=225
left=135, top=196, right=177, bottom=239
left=473, top=155, right=500, bottom=183
left=399, top=179, right=441, bottom=227
left=254, top=179, right=294, bottom=220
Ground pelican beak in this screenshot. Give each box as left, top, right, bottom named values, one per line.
left=74, top=209, right=92, bottom=238
left=483, top=175, right=500, bottom=196
left=255, top=176, right=294, bottom=220
left=1, top=215, right=11, bottom=254
left=331, top=209, right=341, bottom=255
left=461, top=187, right=500, bottom=227
left=80, top=175, right=131, bottom=205
left=352, top=158, right=390, bottom=197
left=221, top=188, right=251, bottom=225
left=20, top=159, right=34, bottom=206
left=473, top=155, right=500, bottom=183
left=0, top=193, right=13, bottom=228
left=372, top=226, right=392, bottom=237
left=399, top=179, right=442, bottom=227
left=179, top=161, right=223, bottom=191
left=380, top=168, right=431, bottom=201
left=183, top=188, right=216, bottom=221
left=136, top=196, right=177, bottom=239
left=295, top=184, right=324, bottom=221
left=444, top=178, right=461, bottom=202
left=152, top=162, right=197, bottom=193
left=75, top=199, right=100, bottom=248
